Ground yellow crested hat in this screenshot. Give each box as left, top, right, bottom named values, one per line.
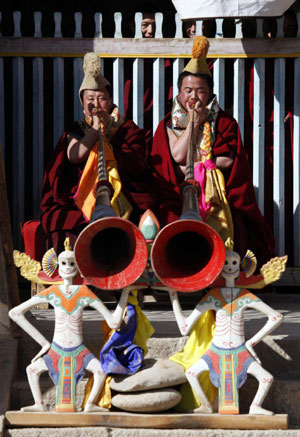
left=79, top=52, right=110, bottom=102
left=184, top=35, right=211, bottom=77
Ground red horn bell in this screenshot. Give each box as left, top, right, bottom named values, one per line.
left=74, top=216, right=148, bottom=290
left=150, top=184, right=226, bottom=292
left=151, top=218, right=225, bottom=292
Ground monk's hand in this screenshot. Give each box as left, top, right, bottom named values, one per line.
left=91, top=107, right=110, bottom=131
left=187, top=101, right=208, bottom=125
left=31, top=341, right=51, bottom=363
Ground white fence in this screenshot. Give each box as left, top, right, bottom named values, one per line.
left=1, top=10, right=300, bottom=271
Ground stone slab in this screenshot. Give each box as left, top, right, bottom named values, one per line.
left=5, top=411, right=288, bottom=430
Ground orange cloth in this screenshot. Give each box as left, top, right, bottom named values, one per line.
left=75, top=108, right=132, bottom=220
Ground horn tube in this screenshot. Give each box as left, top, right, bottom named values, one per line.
left=150, top=111, right=226, bottom=292
left=74, top=123, right=148, bottom=290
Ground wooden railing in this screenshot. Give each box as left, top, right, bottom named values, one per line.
left=1, top=10, right=300, bottom=279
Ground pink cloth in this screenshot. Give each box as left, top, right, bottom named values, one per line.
left=194, top=159, right=217, bottom=219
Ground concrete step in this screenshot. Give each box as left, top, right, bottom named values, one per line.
left=3, top=425, right=300, bottom=437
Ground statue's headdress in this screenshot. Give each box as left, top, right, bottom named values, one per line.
left=79, top=52, right=110, bottom=102
left=184, top=35, right=212, bottom=77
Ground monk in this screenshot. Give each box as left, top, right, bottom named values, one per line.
left=151, top=36, right=275, bottom=268
left=40, top=52, right=154, bottom=254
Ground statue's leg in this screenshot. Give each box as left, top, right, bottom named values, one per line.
left=185, top=359, right=213, bottom=413
left=247, top=361, right=274, bottom=415
left=21, top=358, right=48, bottom=412
left=84, top=358, right=108, bottom=412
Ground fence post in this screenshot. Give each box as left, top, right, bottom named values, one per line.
left=32, top=12, right=44, bottom=217
left=53, top=12, right=64, bottom=146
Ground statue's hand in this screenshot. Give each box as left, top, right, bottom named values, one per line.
left=246, top=339, right=262, bottom=365
left=31, top=342, right=51, bottom=363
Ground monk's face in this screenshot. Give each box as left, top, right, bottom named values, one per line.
left=141, top=12, right=156, bottom=38
left=179, top=75, right=211, bottom=110
left=83, top=89, right=112, bottom=116
left=183, top=21, right=196, bottom=39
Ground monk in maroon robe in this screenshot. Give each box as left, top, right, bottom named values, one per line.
left=40, top=53, right=155, bottom=254
left=151, top=68, right=275, bottom=269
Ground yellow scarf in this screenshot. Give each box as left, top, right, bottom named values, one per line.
left=75, top=106, right=132, bottom=220
left=170, top=310, right=217, bottom=411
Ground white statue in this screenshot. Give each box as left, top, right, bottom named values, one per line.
left=9, top=241, right=130, bottom=413
left=168, top=247, right=285, bottom=415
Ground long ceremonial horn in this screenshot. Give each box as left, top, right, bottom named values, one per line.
left=74, top=123, right=148, bottom=290
left=150, top=110, right=225, bottom=292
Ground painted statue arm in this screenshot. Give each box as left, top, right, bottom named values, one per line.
left=89, top=288, right=130, bottom=330
left=168, top=290, right=211, bottom=336
left=246, top=299, right=284, bottom=364
left=9, top=296, right=51, bottom=362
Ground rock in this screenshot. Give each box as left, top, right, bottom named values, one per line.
left=111, top=388, right=182, bottom=412
left=110, top=359, right=186, bottom=392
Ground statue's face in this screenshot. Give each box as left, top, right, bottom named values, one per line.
left=222, top=251, right=240, bottom=281
left=58, top=251, right=77, bottom=280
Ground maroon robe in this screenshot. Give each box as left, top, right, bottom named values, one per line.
left=40, top=119, right=155, bottom=253
left=151, top=110, right=275, bottom=268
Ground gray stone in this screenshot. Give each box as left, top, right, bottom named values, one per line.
left=111, top=388, right=182, bottom=412
left=110, top=358, right=186, bottom=392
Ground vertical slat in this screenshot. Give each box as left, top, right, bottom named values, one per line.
left=256, top=19, right=264, bottom=37
left=134, top=13, right=142, bottom=38
left=133, top=58, right=144, bottom=128
left=33, top=11, right=42, bottom=37
left=0, top=12, right=5, bottom=160
left=173, top=58, right=184, bottom=100
left=114, top=12, right=122, bottom=38
left=293, top=58, right=300, bottom=265
left=0, top=57, right=4, bottom=161
left=235, top=19, right=243, bottom=38
left=213, top=59, right=225, bottom=109
left=113, top=13, right=124, bottom=111
left=174, top=13, right=183, bottom=38
left=53, top=12, right=64, bottom=145
left=215, top=18, right=223, bottom=38
left=74, top=11, right=82, bottom=38
left=233, top=58, right=245, bottom=143
left=74, top=12, right=83, bottom=121
left=196, top=20, right=202, bottom=36
left=273, top=58, right=286, bottom=255
left=155, top=13, right=163, bottom=38
left=13, top=10, right=21, bottom=37
left=12, top=12, right=25, bottom=246
left=252, top=58, right=265, bottom=211
left=153, top=58, right=165, bottom=134
left=32, top=12, right=44, bottom=217
left=276, top=16, right=284, bottom=38
left=214, top=19, right=224, bottom=109
left=293, top=13, right=300, bottom=264
left=94, top=12, right=103, bottom=38
left=113, top=58, right=124, bottom=112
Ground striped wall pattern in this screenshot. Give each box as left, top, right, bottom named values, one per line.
left=1, top=10, right=300, bottom=268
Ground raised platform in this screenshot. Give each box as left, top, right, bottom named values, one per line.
left=5, top=411, right=288, bottom=430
